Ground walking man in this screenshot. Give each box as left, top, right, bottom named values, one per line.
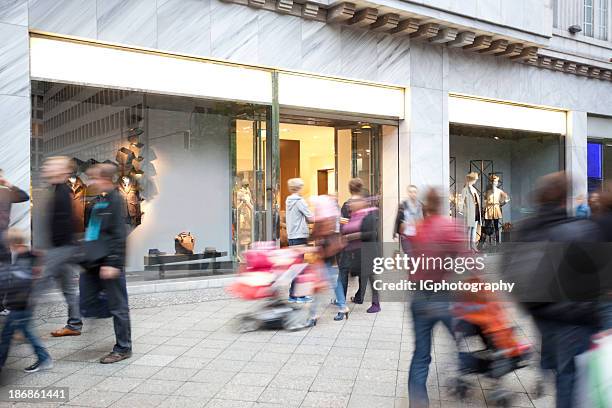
left=81, top=164, right=132, bottom=363
left=40, top=157, right=84, bottom=337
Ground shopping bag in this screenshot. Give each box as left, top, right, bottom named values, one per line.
left=574, top=331, right=612, bottom=408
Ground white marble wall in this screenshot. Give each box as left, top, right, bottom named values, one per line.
left=0, top=2, right=30, bottom=232
left=566, top=111, right=588, bottom=209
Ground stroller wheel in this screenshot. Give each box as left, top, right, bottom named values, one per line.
left=282, top=307, right=310, bottom=331
left=451, top=378, right=470, bottom=399
left=238, top=316, right=260, bottom=333
left=534, top=379, right=545, bottom=399
left=489, top=389, right=513, bottom=407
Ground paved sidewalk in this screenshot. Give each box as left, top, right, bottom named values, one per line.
left=0, top=288, right=554, bottom=408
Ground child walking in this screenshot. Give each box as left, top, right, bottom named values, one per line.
left=0, top=228, right=52, bottom=373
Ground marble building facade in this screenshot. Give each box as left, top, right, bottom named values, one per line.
left=0, top=0, right=611, bottom=234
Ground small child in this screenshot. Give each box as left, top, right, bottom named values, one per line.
left=0, top=228, right=52, bottom=373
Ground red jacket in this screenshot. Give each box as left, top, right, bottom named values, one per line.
left=409, top=215, right=466, bottom=283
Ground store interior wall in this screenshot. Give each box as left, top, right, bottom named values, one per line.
left=279, top=124, right=335, bottom=200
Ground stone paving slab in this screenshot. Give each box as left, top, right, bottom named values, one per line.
left=0, top=285, right=555, bottom=408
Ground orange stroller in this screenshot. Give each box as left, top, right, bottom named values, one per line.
left=452, top=275, right=534, bottom=406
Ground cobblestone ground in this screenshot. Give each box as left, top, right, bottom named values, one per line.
left=0, top=285, right=555, bottom=408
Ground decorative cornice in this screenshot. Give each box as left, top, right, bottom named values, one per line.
left=370, top=13, right=400, bottom=32
left=389, top=18, right=420, bottom=36
left=220, top=0, right=611, bottom=82
left=463, top=35, right=492, bottom=51
left=327, top=2, right=355, bottom=23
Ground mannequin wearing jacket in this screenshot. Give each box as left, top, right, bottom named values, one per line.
left=459, top=172, right=481, bottom=251
left=478, top=175, right=508, bottom=247
left=67, top=176, right=87, bottom=233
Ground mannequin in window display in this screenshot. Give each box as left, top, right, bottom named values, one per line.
left=67, top=175, right=86, bottom=233
left=117, top=176, right=143, bottom=227
left=459, top=172, right=481, bottom=252
left=236, top=179, right=254, bottom=258
left=478, top=175, right=509, bottom=249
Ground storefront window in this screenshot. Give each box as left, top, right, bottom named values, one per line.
left=450, top=124, right=565, bottom=226
left=587, top=139, right=612, bottom=191
left=30, top=81, right=270, bottom=274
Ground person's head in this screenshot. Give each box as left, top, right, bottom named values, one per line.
left=423, top=188, right=442, bottom=216
left=42, top=156, right=75, bottom=184
left=407, top=185, right=418, bottom=202
left=6, top=228, right=28, bottom=253
left=576, top=194, right=586, bottom=205
left=287, top=178, right=304, bottom=195
left=490, top=175, right=500, bottom=187
left=465, top=172, right=478, bottom=187
left=533, top=172, right=568, bottom=208
left=349, top=196, right=368, bottom=213
left=348, top=178, right=364, bottom=197
left=86, top=164, right=117, bottom=194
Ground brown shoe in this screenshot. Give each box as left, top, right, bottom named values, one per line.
left=100, top=351, right=132, bottom=364
left=50, top=327, right=81, bottom=337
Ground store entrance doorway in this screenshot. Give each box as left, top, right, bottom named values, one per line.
left=278, top=118, right=381, bottom=246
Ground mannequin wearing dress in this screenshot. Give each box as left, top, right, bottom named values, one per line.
left=459, top=173, right=480, bottom=251
left=479, top=176, right=509, bottom=247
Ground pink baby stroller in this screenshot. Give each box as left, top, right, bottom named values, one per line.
left=228, top=242, right=325, bottom=332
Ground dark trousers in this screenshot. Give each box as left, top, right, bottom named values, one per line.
left=287, top=238, right=308, bottom=298
left=37, top=245, right=82, bottom=331
left=408, top=299, right=453, bottom=408
left=0, top=309, right=50, bottom=367
left=337, top=251, right=351, bottom=299
left=80, top=269, right=132, bottom=353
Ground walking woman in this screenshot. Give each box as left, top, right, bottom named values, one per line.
left=337, top=178, right=365, bottom=310
left=343, top=194, right=381, bottom=313
left=394, top=185, right=423, bottom=254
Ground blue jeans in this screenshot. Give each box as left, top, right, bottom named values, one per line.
left=288, top=238, right=308, bottom=298
left=80, top=269, right=132, bottom=353
left=408, top=299, right=454, bottom=407
left=0, top=309, right=50, bottom=367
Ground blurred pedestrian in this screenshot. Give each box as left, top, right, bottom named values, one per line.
left=512, top=172, right=607, bottom=408
left=0, top=169, right=29, bottom=316
left=338, top=178, right=365, bottom=304
left=407, top=188, right=464, bottom=408
left=285, top=178, right=313, bottom=303
left=588, top=191, right=602, bottom=218
left=80, top=164, right=132, bottom=364
left=0, top=228, right=52, bottom=373
left=0, top=170, right=29, bottom=263
left=575, top=194, right=591, bottom=219
left=343, top=195, right=381, bottom=313
left=310, top=194, right=348, bottom=321
left=39, top=157, right=83, bottom=337
left=394, top=185, right=423, bottom=255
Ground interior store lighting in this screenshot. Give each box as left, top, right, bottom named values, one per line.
left=448, top=95, right=567, bottom=135
left=30, top=36, right=273, bottom=104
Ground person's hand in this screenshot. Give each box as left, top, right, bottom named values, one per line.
left=0, top=177, right=12, bottom=188
left=100, top=266, right=120, bottom=279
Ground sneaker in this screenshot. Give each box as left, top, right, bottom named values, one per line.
left=288, top=297, right=298, bottom=303
left=0, top=309, right=10, bottom=316
left=100, top=351, right=132, bottom=364
left=24, top=358, right=53, bottom=373
left=296, top=296, right=313, bottom=303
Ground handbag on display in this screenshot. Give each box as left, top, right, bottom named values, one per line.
left=175, top=232, right=195, bottom=255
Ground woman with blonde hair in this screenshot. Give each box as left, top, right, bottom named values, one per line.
left=459, top=172, right=481, bottom=252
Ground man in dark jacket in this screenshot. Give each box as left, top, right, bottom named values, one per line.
left=506, top=172, right=610, bottom=408
left=81, top=164, right=131, bottom=364
left=40, top=157, right=83, bottom=337
left=0, top=170, right=29, bottom=264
